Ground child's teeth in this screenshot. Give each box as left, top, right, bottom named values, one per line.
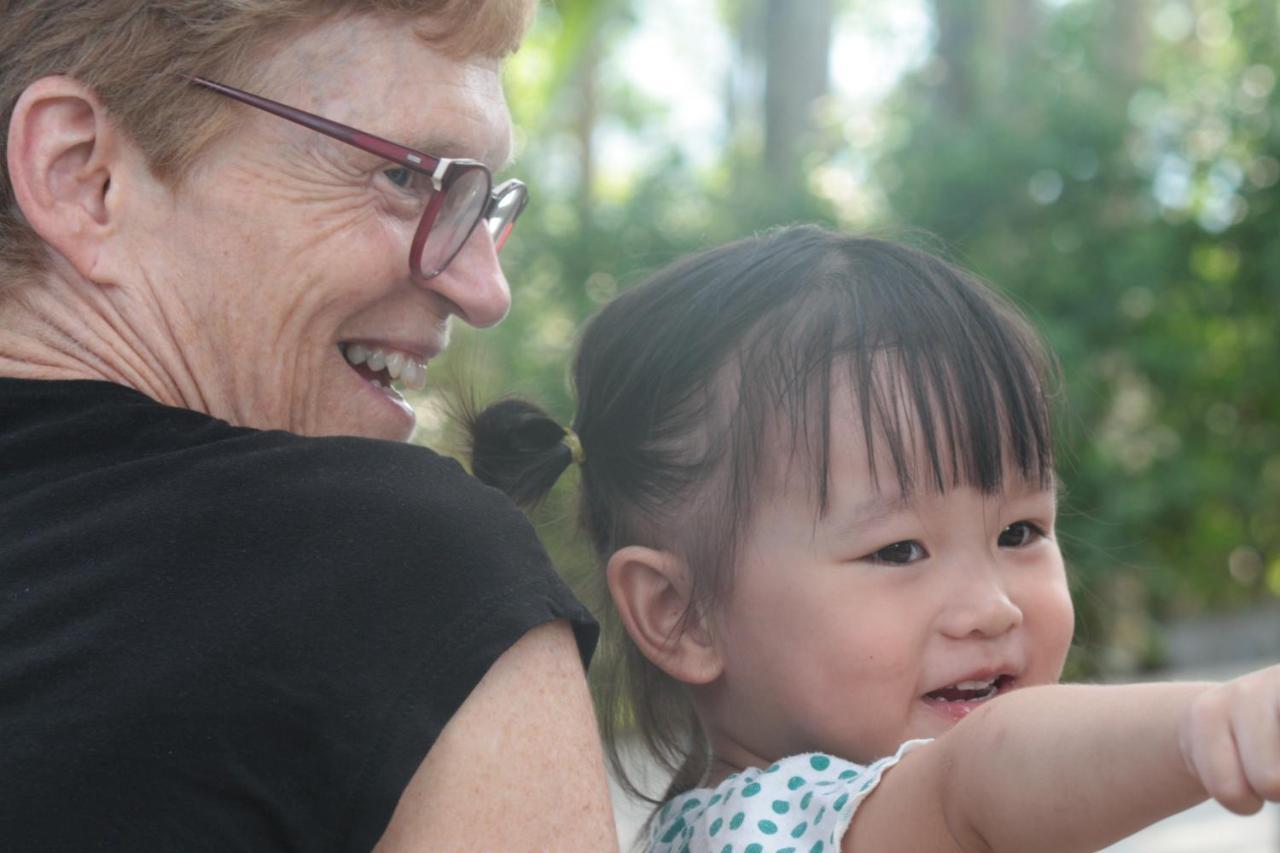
left=366, top=349, right=386, bottom=371
left=953, top=680, right=994, bottom=690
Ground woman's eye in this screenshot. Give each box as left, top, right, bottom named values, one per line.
left=998, top=521, right=1044, bottom=548
left=866, top=540, right=927, bottom=565
left=381, top=166, right=427, bottom=192
left=383, top=167, right=414, bottom=189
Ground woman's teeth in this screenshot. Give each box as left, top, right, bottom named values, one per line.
left=342, top=343, right=427, bottom=391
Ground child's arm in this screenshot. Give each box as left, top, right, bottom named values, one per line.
left=845, top=665, right=1280, bottom=853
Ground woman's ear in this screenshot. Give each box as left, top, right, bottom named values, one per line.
left=6, top=75, right=125, bottom=281
left=606, top=545, right=722, bottom=686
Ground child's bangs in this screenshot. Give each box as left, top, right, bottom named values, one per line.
left=735, top=242, right=1058, bottom=514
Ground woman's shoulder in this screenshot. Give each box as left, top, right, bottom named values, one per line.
left=207, top=428, right=476, bottom=492
left=2, top=377, right=505, bottom=525
left=180, top=427, right=521, bottom=531
left=187, top=430, right=570, bottom=610
left=648, top=743, right=931, bottom=853
left=83, top=421, right=585, bottom=654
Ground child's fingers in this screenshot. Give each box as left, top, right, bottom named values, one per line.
left=1230, top=680, right=1280, bottom=803
left=1233, top=708, right=1280, bottom=804
left=1183, top=690, right=1265, bottom=815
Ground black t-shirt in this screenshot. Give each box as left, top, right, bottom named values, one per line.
left=0, top=378, right=597, bottom=852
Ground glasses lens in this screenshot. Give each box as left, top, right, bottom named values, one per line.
left=418, top=167, right=490, bottom=277
left=485, top=180, right=528, bottom=252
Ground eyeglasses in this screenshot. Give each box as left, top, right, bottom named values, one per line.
left=188, top=77, right=528, bottom=280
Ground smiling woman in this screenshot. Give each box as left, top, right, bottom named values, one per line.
left=0, top=2, right=615, bottom=851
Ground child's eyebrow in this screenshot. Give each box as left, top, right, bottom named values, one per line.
left=825, top=477, right=1060, bottom=533
left=828, top=492, right=914, bottom=530
left=1004, top=474, right=1061, bottom=503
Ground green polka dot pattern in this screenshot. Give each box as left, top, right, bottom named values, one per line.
left=645, top=741, right=930, bottom=852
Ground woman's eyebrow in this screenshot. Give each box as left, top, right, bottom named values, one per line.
left=395, top=130, right=511, bottom=172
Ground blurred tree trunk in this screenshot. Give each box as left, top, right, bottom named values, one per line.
left=990, top=0, right=1041, bottom=92
left=575, top=30, right=599, bottom=222
left=929, top=0, right=984, bottom=119
left=931, top=0, right=1144, bottom=113
left=761, top=0, right=833, bottom=187
left=930, top=0, right=1041, bottom=116
left=1103, top=0, right=1149, bottom=84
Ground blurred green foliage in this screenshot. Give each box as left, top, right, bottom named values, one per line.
left=421, top=0, right=1280, bottom=676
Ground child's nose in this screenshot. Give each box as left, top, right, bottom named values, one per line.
left=938, top=562, right=1024, bottom=639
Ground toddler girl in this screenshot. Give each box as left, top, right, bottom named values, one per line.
left=467, top=225, right=1280, bottom=852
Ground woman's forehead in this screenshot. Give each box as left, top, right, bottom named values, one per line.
left=255, top=15, right=512, bottom=168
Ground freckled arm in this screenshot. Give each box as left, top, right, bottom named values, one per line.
left=372, top=621, right=620, bottom=852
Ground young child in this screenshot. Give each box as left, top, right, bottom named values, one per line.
left=467, top=225, right=1280, bottom=852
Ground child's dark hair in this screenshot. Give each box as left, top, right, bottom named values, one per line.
left=465, top=224, right=1060, bottom=808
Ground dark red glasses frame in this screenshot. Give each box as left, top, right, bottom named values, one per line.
left=187, top=76, right=527, bottom=279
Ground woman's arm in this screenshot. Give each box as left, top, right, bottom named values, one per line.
left=373, top=620, right=619, bottom=852
left=846, top=666, right=1280, bottom=853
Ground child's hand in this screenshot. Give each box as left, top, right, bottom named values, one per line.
left=1179, top=664, right=1280, bottom=814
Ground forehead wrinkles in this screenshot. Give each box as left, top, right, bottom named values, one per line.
left=258, top=15, right=510, bottom=165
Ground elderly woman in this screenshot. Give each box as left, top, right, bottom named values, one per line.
left=0, top=1, right=616, bottom=850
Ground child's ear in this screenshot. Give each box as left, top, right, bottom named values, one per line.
left=606, top=545, right=722, bottom=686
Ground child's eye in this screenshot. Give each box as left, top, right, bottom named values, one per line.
left=998, top=521, right=1045, bottom=548
left=865, top=540, right=927, bottom=565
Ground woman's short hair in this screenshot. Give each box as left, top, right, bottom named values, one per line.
left=0, top=0, right=536, bottom=287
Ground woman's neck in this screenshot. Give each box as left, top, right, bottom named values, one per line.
left=0, top=269, right=205, bottom=411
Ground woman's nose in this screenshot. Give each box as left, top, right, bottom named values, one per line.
left=418, top=227, right=512, bottom=328
left=938, top=561, right=1024, bottom=640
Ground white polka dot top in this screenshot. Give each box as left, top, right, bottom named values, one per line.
left=646, top=740, right=931, bottom=853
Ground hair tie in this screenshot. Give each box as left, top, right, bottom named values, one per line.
left=562, top=427, right=585, bottom=466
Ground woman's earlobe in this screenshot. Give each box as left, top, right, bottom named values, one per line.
left=6, top=76, right=121, bottom=279
left=605, top=545, right=722, bottom=686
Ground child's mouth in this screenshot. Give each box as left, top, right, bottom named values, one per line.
left=923, top=674, right=1016, bottom=720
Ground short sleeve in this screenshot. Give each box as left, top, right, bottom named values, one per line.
left=0, top=381, right=599, bottom=853
left=203, top=435, right=600, bottom=851
left=648, top=740, right=931, bottom=853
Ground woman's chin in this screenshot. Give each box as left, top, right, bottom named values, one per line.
left=309, top=370, right=418, bottom=441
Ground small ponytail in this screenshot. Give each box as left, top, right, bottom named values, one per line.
left=464, top=397, right=577, bottom=507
